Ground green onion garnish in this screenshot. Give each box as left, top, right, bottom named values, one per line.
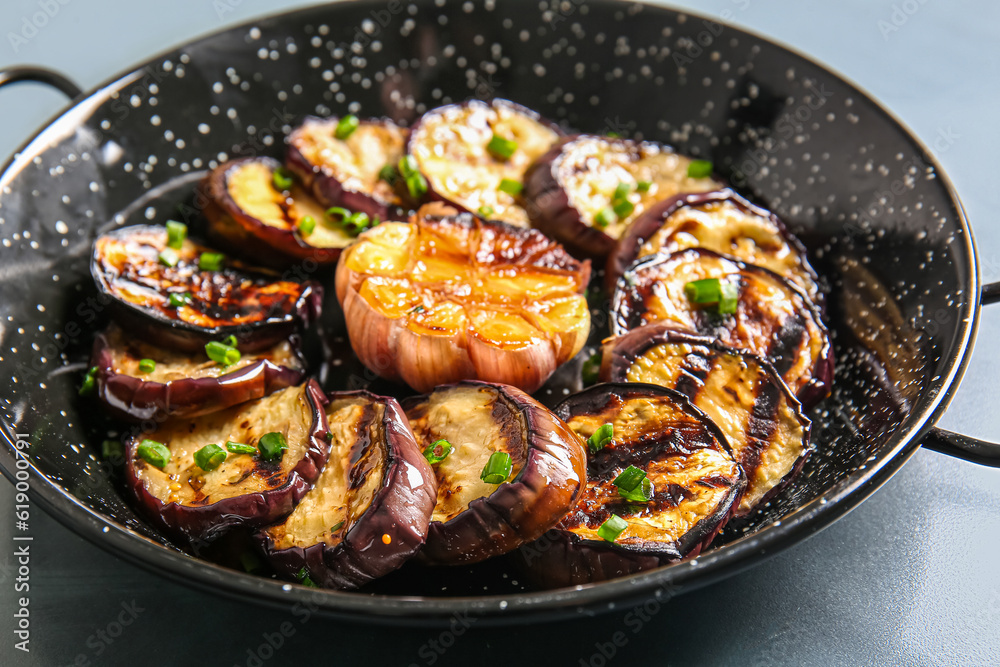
left=478, top=205, right=495, bottom=218
left=225, top=441, right=257, bottom=455
left=498, top=178, right=523, bottom=197
left=168, top=292, right=192, bottom=308
left=330, top=520, right=345, bottom=532
left=272, top=166, right=295, bottom=191
left=295, top=567, right=318, bottom=588
left=101, top=439, right=123, bottom=460
left=194, top=443, right=227, bottom=472
left=398, top=155, right=420, bottom=178
left=486, top=134, right=518, bottom=160
left=423, top=439, right=453, bottom=464
left=79, top=366, right=98, bottom=396
left=198, top=252, right=225, bottom=271
left=581, top=352, right=602, bottom=386
left=240, top=551, right=263, bottom=573
left=587, top=423, right=614, bottom=453
left=684, top=278, right=723, bottom=304
left=613, top=465, right=652, bottom=501
left=258, top=432, right=288, bottom=461
left=298, top=215, right=316, bottom=236
left=612, top=182, right=631, bottom=202
left=205, top=340, right=240, bottom=366
left=326, top=206, right=352, bottom=223
left=718, top=282, right=739, bottom=314
left=620, top=477, right=654, bottom=502
left=687, top=160, right=713, bottom=179
left=480, top=451, right=513, bottom=484
left=222, top=335, right=237, bottom=347
left=405, top=172, right=428, bottom=199
left=606, top=131, right=620, bottom=138
left=597, top=514, right=628, bottom=542
left=612, top=198, right=635, bottom=219
left=138, top=358, right=156, bottom=374
left=334, top=114, right=360, bottom=140
left=636, top=180, right=652, bottom=193
left=136, top=439, right=170, bottom=468
left=165, top=220, right=187, bottom=250
left=594, top=207, right=616, bottom=229
left=158, top=247, right=179, bottom=268
left=327, top=207, right=373, bottom=237
left=378, top=164, right=398, bottom=184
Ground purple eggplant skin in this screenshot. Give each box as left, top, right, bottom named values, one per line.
left=402, top=381, right=588, bottom=566
left=256, top=392, right=437, bottom=590
left=515, top=383, right=743, bottom=588
left=200, top=157, right=347, bottom=269
left=286, top=116, right=410, bottom=221
left=91, top=224, right=323, bottom=353
left=605, top=188, right=822, bottom=302
left=125, top=380, right=330, bottom=548
left=91, top=325, right=306, bottom=423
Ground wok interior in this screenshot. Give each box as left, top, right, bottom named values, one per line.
left=0, top=0, right=970, bottom=596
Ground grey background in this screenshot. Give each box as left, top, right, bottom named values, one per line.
left=1, top=0, right=999, bottom=665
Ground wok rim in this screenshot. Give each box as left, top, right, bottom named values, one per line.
left=0, top=0, right=981, bottom=625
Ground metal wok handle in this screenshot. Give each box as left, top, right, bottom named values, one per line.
left=0, top=65, right=82, bottom=99
left=921, top=281, right=1000, bottom=466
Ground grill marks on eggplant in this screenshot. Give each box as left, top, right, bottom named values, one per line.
left=604, top=327, right=811, bottom=514
left=613, top=248, right=831, bottom=401
left=408, top=99, right=561, bottom=227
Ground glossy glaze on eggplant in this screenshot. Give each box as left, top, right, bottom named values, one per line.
left=607, top=189, right=822, bottom=302
left=286, top=116, right=409, bottom=219
left=612, top=248, right=832, bottom=405
left=257, top=391, right=436, bottom=589
left=336, top=204, right=591, bottom=393
left=126, top=381, right=330, bottom=545
left=517, top=383, right=743, bottom=587
left=402, top=381, right=587, bottom=565
left=407, top=99, right=562, bottom=227
left=92, top=225, right=321, bottom=352
left=602, top=325, right=812, bottom=514
left=524, top=135, right=722, bottom=256
left=92, top=323, right=305, bottom=422
left=202, top=156, right=357, bottom=267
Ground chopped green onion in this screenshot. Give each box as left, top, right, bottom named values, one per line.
left=498, top=178, right=523, bottom=197
left=165, top=220, right=187, bottom=249
left=240, top=551, right=263, bottom=573
left=194, top=444, right=227, bottom=472
left=718, top=282, right=739, bottom=315
left=594, top=207, right=616, bottom=229
left=198, top=252, right=225, bottom=271
left=225, top=441, right=257, bottom=455
left=405, top=172, right=428, bottom=199
left=480, top=451, right=513, bottom=484
left=612, top=198, right=635, bottom=219
left=101, top=439, right=123, bottom=460
left=409, top=304, right=425, bottom=314
left=378, top=164, right=398, bottom=184
left=326, top=206, right=352, bottom=223
left=258, top=432, right=288, bottom=461
left=687, top=159, right=713, bottom=179
left=612, top=182, right=631, bottom=202
left=684, top=278, right=723, bottom=304
left=136, top=439, right=170, bottom=468
left=587, top=423, right=614, bottom=453
left=478, top=205, right=495, bottom=218
left=168, top=292, right=192, bottom=308
left=223, top=335, right=237, bottom=347
left=330, top=520, right=345, bottom=532
left=398, top=155, right=420, bottom=178
left=295, top=567, right=318, bottom=588
left=334, top=114, right=360, bottom=140
left=138, top=358, right=156, bottom=374
left=620, top=477, right=655, bottom=502
left=613, top=465, right=647, bottom=493
left=606, top=131, right=620, bottom=138
left=636, top=180, right=652, bottom=193
left=581, top=351, right=602, bottom=385
left=486, top=134, right=518, bottom=160
left=158, top=247, right=180, bottom=268
left=205, top=340, right=241, bottom=366
left=272, top=166, right=295, bottom=191
left=597, top=514, right=628, bottom=542
left=423, top=439, right=453, bottom=464
left=79, top=366, right=98, bottom=396
left=298, top=215, right=316, bottom=236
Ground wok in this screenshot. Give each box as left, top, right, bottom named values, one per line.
left=0, top=0, right=997, bottom=625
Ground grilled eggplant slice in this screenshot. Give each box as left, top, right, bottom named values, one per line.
left=407, top=99, right=562, bottom=227
left=92, top=224, right=321, bottom=352
left=524, top=135, right=722, bottom=256
left=286, top=116, right=409, bottom=219
left=516, top=383, right=743, bottom=587
left=602, top=324, right=812, bottom=514
left=402, top=381, right=588, bottom=565
left=201, top=156, right=358, bottom=267
left=612, top=248, right=832, bottom=405
left=335, top=204, right=591, bottom=393
left=256, top=391, right=437, bottom=589
left=92, top=323, right=305, bottom=423
left=126, top=381, right=330, bottom=545
left=607, top=189, right=822, bottom=302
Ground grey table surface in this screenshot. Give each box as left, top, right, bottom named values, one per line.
left=1, top=0, right=999, bottom=665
